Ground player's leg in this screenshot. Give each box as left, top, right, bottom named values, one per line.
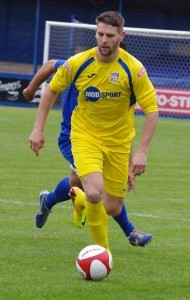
left=71, top=134, right=109, bottom=251
left=69, top=166, right=83, bottom=189
left=82, top=172, right=109, bottom=251
left=103, top=191, right=134, bottom=236
left=35, top=168, right=86, bottom=229
left=71, top=185, right=138, bottom=241
left=35, top=176, right=71, bottom=228
left=69, top=173, right=152, bottom=246
left=69, top=170, right=86, bottom=228
left=35, top=135, right=79, bottom=228
left=103, top=191, right=153, bottom=246
left=60, top=136, right=86, bottom=227
left=103, top=142, right=153, bottom=247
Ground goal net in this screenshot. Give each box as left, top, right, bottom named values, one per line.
left=42, top=21, right=190, bottom=119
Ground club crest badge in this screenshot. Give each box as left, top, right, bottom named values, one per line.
left=110, top=72, right=120, bottom=84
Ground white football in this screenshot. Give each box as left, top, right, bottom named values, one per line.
left=76, top=245, right=113, bottom=281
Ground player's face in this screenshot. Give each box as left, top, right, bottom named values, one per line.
left=95, top=23, right=125, bottom=58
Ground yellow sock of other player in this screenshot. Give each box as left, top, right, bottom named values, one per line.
left=85, top=200, right=110, bottom=252
left=71, top=187, right=86, bottom=209
left=69, top=187, right=86, bottom=228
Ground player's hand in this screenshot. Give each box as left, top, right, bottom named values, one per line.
left=131, top=151, right=147, bottom=176
left=127, top=172, right=135, bottom=192
left=29, top=129, right=45, bottom=156
left=22, top=88, right=35, bottom=101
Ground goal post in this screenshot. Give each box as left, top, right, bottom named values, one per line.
left=42, top=21, right=190, bottom=119
left=43, top=21, right=97, bottom=64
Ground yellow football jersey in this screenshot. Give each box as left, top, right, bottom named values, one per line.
left=50, top=47, right=158, bottom=144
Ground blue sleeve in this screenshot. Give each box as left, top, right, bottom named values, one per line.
left=61, top=83, right=78, bottom=130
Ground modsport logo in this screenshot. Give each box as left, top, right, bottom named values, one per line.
left=84, top=87, right=121, bottom=102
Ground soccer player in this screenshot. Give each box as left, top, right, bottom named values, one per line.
left=24, top=58, right=152, bottom=247
left=28, top=11, right=158, bottom=251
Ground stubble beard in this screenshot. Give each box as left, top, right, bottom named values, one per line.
left=98, top=41, right=120, bottom=57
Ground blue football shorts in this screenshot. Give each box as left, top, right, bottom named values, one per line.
left=58, top=133, right=76, bottom=172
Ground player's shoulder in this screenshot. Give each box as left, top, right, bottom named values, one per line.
left=119, top=49, right=148, bottom=82
left=119, top=49, right=146, bottom=79
left=119, top=48, right=142, bottom=67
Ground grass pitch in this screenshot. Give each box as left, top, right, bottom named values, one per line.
left=0, top=106, right=189, bottom=300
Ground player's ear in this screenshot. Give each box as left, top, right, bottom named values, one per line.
left=119, top=31, right=125, bottom=42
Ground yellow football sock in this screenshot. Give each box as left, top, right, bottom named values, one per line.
left=71, top=188, right=86, bottom=228
left=85, top=200, right=110, bottom=251
left=73, top=187, right=86, bottom=210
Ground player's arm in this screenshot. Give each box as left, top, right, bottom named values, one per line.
left=132, top=110, right=158, bottom=176
left=128, top=144, right=135, bottom=191
left=132, top=61, right=159, bottom=176
left=29, top=61, right=72, bottom=156
left=29, top=84, right=58, bottom=156
left=23, top=59, right=57, bottom=101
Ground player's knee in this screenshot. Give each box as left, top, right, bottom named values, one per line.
left=104, top=200, right=123, bottom=216
left=106, top=206, right=120, bottom=216
left=85, top=189, right=102, bottom=204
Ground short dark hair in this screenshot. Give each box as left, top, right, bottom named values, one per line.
left=96, top=11, right=125, bottom=33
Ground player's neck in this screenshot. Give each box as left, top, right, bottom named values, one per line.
left=95, top=47, right=119, bottom=63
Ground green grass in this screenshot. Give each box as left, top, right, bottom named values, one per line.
left=0, top=106, right=190, bottom=300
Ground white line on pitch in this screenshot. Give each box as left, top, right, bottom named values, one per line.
left=0, top=199, right=189, bottom=222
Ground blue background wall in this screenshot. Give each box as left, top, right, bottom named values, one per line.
left=0, top=0, right=190, bottom=65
